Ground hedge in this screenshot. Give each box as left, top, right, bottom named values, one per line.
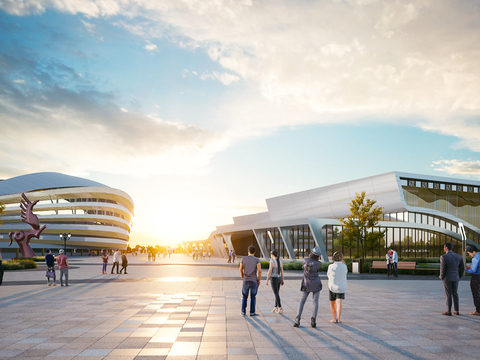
left=248, top=257, right=441, bottom=275
left=2, top=259, right=38, bottom=270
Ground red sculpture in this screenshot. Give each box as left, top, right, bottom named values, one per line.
left=8, top=193, right=46, bottom=257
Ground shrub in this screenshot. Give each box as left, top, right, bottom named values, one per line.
left=2, top=259, right=38, bottom=270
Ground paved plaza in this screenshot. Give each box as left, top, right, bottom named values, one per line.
left=1, top=253, right=479, bottom=360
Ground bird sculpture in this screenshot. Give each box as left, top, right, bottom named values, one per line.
left=8, top=193, right=46, bottom=257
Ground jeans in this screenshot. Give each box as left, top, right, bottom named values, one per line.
left=60, top=268, right=68, bottom=286
left=242, top=281, right=258, bottom=314
left=296, top=291, right=320, bottom=320
left=102, top=263, right=107, bottom=272
left=270, top=277, right=282, bottom=308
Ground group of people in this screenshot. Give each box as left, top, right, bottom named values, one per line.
left=227, top=250, right=236, bottom=263
left=239, top=242, right=480, bottom=326
left=44, top=249, right=69, bottom=286
left=239, top=245, right=348, bottom=327
left=102, top=249, right=128, bottom=274
left=192, top=250, right=210, bottom=260
left=386, top=248, right=398, bottom=277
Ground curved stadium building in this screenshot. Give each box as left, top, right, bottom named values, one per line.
left=209, top=172, right=480, bottom=261
left=0, top=172, right=134, bottom=257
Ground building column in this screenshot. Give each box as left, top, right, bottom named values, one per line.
left=223, top=233, right=234, bottom=252
left=212, top=234, right=227, bottom=258
left=252, top=229, right=269, bottom=259
left=279, top=227, right=296, bottom=260
left=307, top=218, right=332, bottom=262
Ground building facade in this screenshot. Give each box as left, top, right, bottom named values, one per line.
left=0, top=172, right=134, bottom=257
left=209, top=172, right=480, bottom=261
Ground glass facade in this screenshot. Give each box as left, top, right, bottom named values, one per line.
left=402, top=179, right=480, bottom=229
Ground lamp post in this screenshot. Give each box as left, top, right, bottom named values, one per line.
left=59, top=233, right=71, bottom=252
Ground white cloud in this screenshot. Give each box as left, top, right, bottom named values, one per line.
left=144, top=42, right=158, bottom=52
left=81, top=19, right=95, bottom=33
left=432, top=160, right=480, bottom=177
left=2, top=0, right=480, bottom=153
left=201, top=71, right=239, bottom=86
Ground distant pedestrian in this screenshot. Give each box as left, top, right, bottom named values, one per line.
left=440, top=242, right=464, bottom=315
left=386, top=250, right=393, bottom=277
left=111, top=249, right=120, bottom=274
left=101, top=251, right=109, bottom=274
left=466, top=244, right=480, bottom=316
left=45, top=249, right=56, bottom=286
left=293, top=247, right=323, bottom=328
left=0, top=252, right=4, bottom=286
left=57, top=249, right=69, bottom=287
left=232, top=250, right=236, bottom=263
left=266, top=249, right=284, bottom=314
left=327, top=251, right=348, bottom=323
left=391, top=248, right=398, bottom=277
left=228, top=250, right=232, bottom=263
left=119, top=253, right=128, bottom=274
left=239, top=245, right=262, bottom=316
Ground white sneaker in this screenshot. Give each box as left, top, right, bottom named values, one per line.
left=271, top=307, right=277, bottom=313
left=277, top=308, right=283, bottom=314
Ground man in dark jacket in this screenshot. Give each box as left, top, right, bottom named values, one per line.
left=440, top=242, right=465, bottom=315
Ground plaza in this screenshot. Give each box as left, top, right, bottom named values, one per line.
left=1, top=254, right=479, bottom=360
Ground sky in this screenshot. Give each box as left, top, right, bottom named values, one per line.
left=1, top=0, right=480, bottom=247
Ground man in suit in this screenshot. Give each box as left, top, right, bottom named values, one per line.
left=440, top=242, right=465, bottom=316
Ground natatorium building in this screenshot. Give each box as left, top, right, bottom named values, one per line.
left=209, top=172, right=480, bottom=261
left=0, top=172, right=134, bottom=256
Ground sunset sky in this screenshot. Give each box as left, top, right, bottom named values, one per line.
left=1, top=0, right=480, bottom=246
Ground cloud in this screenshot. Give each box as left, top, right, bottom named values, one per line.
left=200, top=71, right=239, bottom=86
left=432, top=160, right=480, bottom=177
left=81, top=19, right=95, bottom=33
left=144, top=42, right=158, bottom=52
left=2, top=0, right=480, bottom=153
left=0, top=52, right=227, bottom=179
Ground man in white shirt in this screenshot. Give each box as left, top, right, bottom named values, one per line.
left=391, top=248, right=398, bottom=277
left=111, top=250, right=120, bottom=274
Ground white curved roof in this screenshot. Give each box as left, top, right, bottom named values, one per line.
left=0, top=172, right=107, bottom=196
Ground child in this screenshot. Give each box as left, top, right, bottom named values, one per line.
left=327, top=251, right=348, bottom=323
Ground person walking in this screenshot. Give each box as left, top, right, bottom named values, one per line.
left=0, top=252, right=4, bottom=286
left=228, top=250, right=232, bottom=263
left=111, top=249, right=120, bottom=274
left=440, top=242, right=464, bottom=315
left=101, top=251, right=109, bottom=274
left=293, top=247, right=323, bottom=328
left=232, top=250, right=236, bottom=263
left=57, top=249, right=69, bottom=287
left=119, top=253, right=128, bottom=274
left=327, top=251, right=348, bottom=323
left=266, top=249, right=284, bottom=314
left=239, top=245, right=262, bottom=316
left=466, top=244, right=480, bottom=316
left=45, top=249, right=56, bottom=286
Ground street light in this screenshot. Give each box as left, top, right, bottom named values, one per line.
left=59, top=233, right=71, bottom=252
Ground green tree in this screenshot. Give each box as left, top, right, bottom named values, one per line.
left=338, top=191, right=385, bottom=259
left=0, top=201, right=5, bottom=225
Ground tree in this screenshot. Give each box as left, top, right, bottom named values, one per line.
left=338, top=191, right=384, bottom=259
left=0, top=201, right=4, bottom=225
